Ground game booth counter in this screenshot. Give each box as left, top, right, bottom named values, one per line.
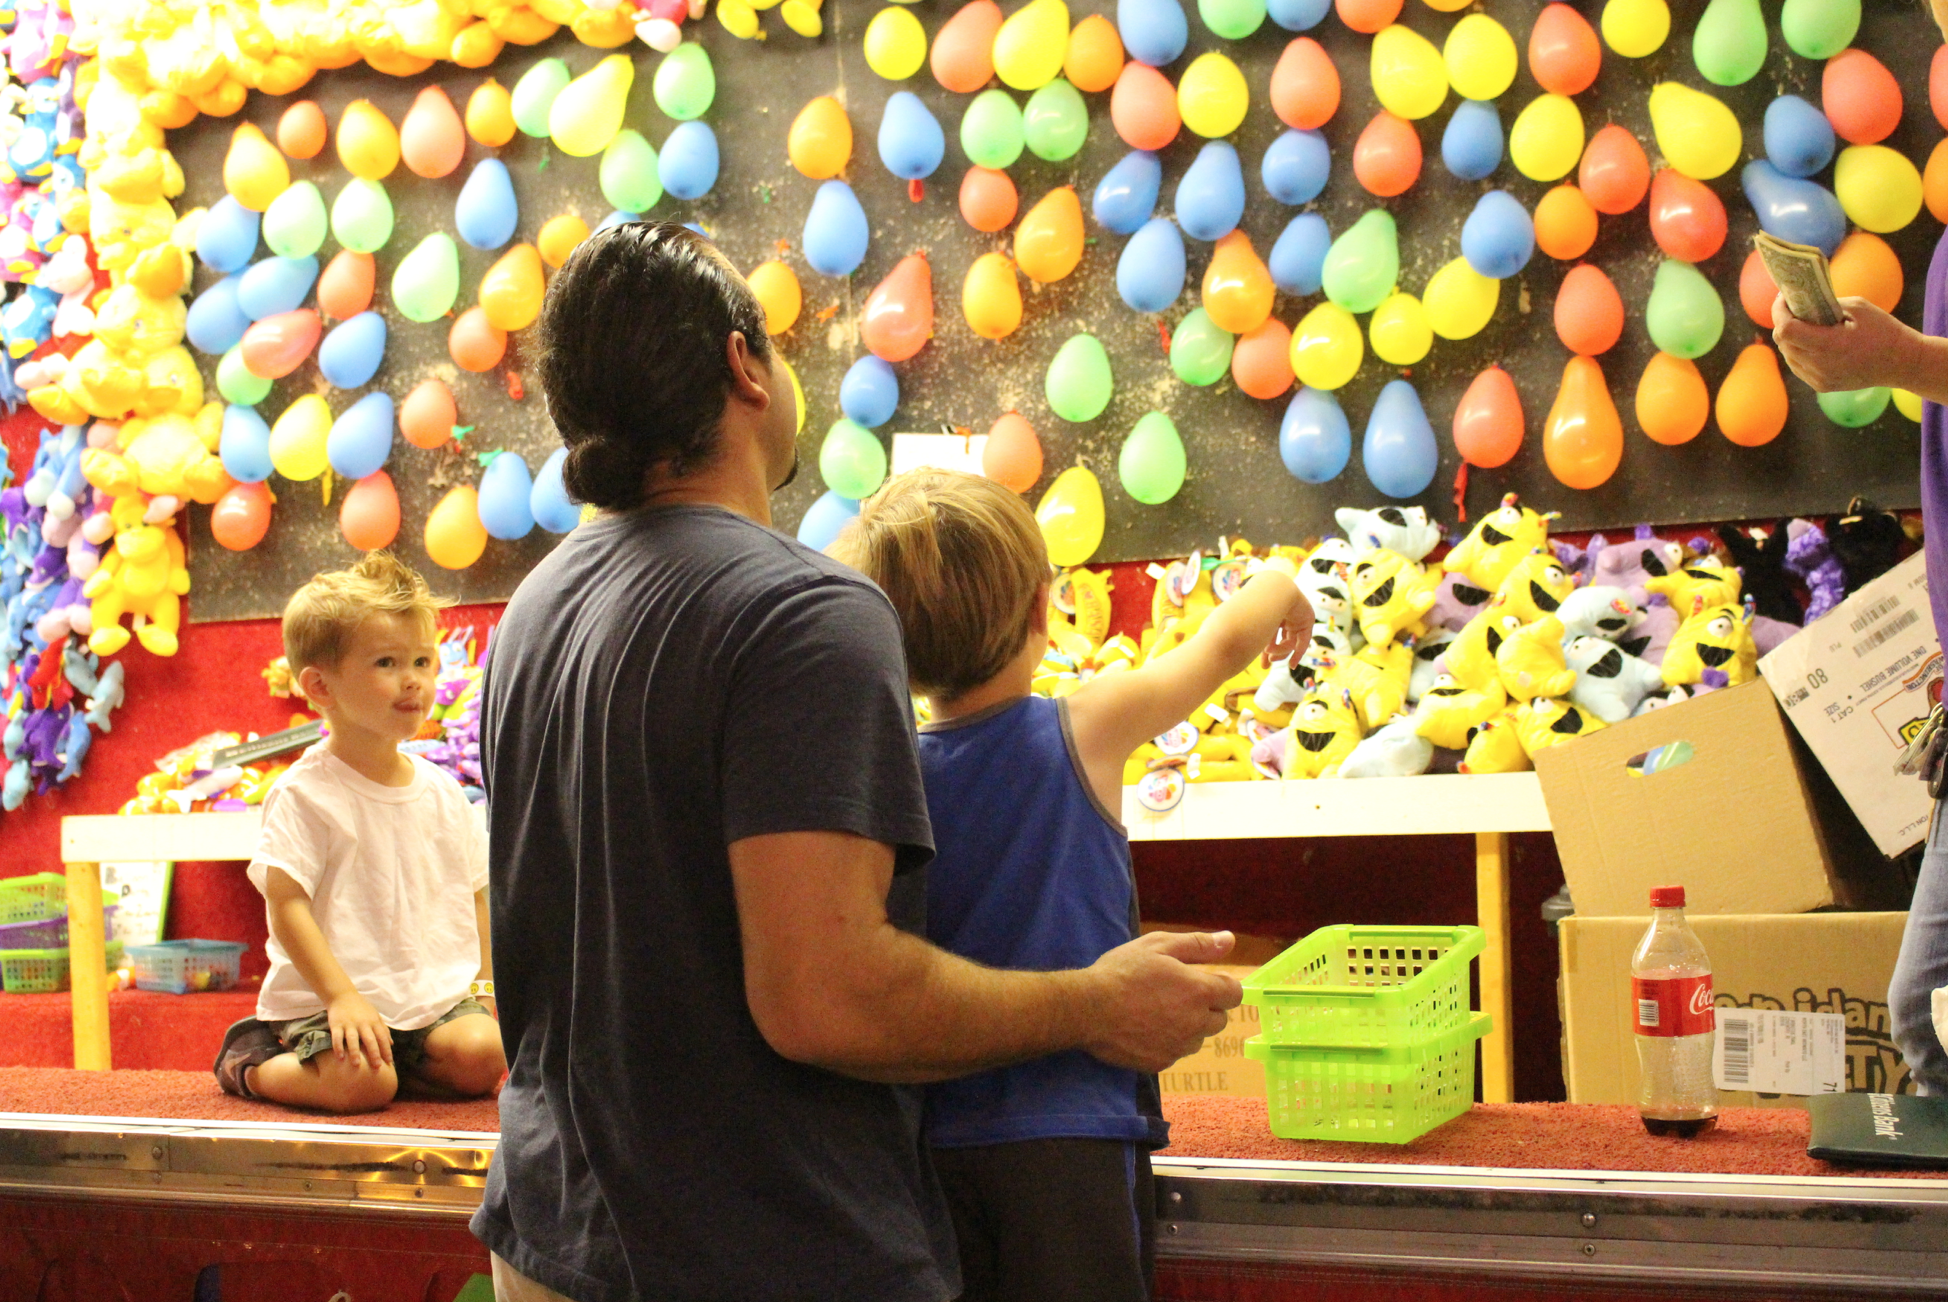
left=6, top=0, right=1948, bottom=1296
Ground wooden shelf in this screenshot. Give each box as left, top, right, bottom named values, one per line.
left=1122, top=773, right=1552, bottom=841
left=61, top=812, right=265, bottom=865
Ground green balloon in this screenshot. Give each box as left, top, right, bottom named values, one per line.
left=216, top=345, right=272, bottom=406
left=961, top=90, right=1025, bottom=171
left=1024, top=79, right=1088, bottom=163
left=262, top=180, right=326, bottom=259
left=1780, top=0, right=1859, bottom=60
left=1817, top=385, right=1891, bottom=428
left=819, top=418, right=887, bottom=499
left=1321, top=210, right=1398, bottom=316
left=1170, top=309, right=1234, bottom=387
left=1692, top=0, right=1767, bottom=87
left=1199, top=0, right=1266, bottom=40
left=1644, top=260, right=1724, bottom=360
left=512, top=58, right=570, bottom=138
left=391, top=232, right=460, bottom=324
left=654, top=43, right=715, bottom=121
left=1119, top=411, right=1187, bottom=505
left=601, top=129, right=663, bottom=214
left=330, top=178, right=393, bottom=254
left=1046, top=334, right=1114, bottom=423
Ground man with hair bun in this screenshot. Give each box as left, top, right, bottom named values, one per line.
left=476, top=221, right=1242, bottom=1302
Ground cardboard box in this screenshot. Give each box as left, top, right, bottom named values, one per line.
left=1558, top=912, right=1913, bottom=1109
left=1159, top=965, right=1266, bottom=1099
left=1534, top=680, right=1857, bottom=917
left=1759, top=551, right=1940, bottom=858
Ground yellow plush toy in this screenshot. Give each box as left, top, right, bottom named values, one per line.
left=1457, top=710, right=1532, bottom=773
left=1053, top=567, right=1114, bottom=646
left=83, top=493, right=190, bottom=656
left=1413, top=675, right=1508, bottom=750
left=1496, top=614, right=1578, bottom=702
left=1644, top=555, right=1743, bottom=615
left=1442, top=493, right=1557, bottom=592
left=1493, top=549, right=1577, bottom=624
left=1276, top=685, right=1365, bottom=779
left=1444, top=609, right=1525, bottom=692
left=1515, top=697, right=1606, bottom=757
left=1661, top=601, right=1758, bottom=688
left=1348, top=549, right=1441, bottom=649
left=1310, top=646, right=1408, bottom=733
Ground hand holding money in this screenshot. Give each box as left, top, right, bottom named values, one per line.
left=1754, top=233, right=1845, bottom=328
left=1773, top=292, right=1928, bottom=396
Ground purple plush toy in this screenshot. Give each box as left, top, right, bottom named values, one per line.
left=1784, top=519, right=1848, bottom=625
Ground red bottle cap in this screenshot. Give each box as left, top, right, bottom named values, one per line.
left=1649, top=885, right=1686, bottom=908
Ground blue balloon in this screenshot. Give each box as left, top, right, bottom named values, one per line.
left=1362, top=380, right=1438, bottom=499
left=235, top=255, right=318, bottom=320
left=797, top=490, right=861, bottom=552
left=840, top=355, right=900, bottom=428
left=1279, top=387, right=1350, bottom=483
left=1460, top=190, right=1534, bottom=279
left=1442, top=98, right=1504, bottom=181
left=1175, top=142, right=1246, bottom=241
left=185, top=275, right=251, bottom=356
left=1269, top=213, right=1331, bottom=296
left=317, top=311, right=387, bottom=389
left=1092, top=150, right=1162, bottom=235
left=478, top=451, right=537, bottom=541
left=660, top=121, right=720, bottom=201
left=531, top=447, right=582, bottom=534
left=1741, top=160, right=1846, bottom=258
left=1266, top=0, right=1330, bottom=29
left=1118, top=0, right=1187, bottom=67
left=597, top=210, right=634, bottom=231
left=218, top=404, right=274, bottom=483
left=1261, top=129, right=1330, bottom=205
left=455, top=158, right=518, bottom=251
left=803, top=180, right=870, bottom=277
left=1116, top=218, right=1186, bottom=313
left=326, top=391, right=395, bottom=481
left=196, top=197, right=260, bottom=274
left=878, top=91, right=945, bottom=182
left=1763, top=95, right=1836, bottom=180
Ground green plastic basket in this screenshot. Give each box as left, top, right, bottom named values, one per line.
left=1242, top=924, right=1484, bottom=1047
left=0, top=873, right=116, bottom=926
left=1245, top=1012, right=1492, bottom=1145
left=0, top=942, right=125, bottom=994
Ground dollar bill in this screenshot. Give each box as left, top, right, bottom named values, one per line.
left=1753, top=231, right=1846, bottom=328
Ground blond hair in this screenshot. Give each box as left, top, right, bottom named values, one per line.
left=282, top=551, right=452, bottom=674
left=832, top=469, right=1050, bottom=701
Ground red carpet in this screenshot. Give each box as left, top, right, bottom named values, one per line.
left=0, top=988, right=261, bottom=1070
left=0, top=1067, right=500, bottom=1130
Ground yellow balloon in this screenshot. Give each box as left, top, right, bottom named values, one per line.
left=549, top=54, right=633, bottom=157
left=1835, top=145, right=1924, bottom=235
left=1444, top=14, right=1517, bottom=103
left=1422, top=0, right=1470, bottom=10
left=1179, top=52, right=1249, bottom=139
left=748, top=260, right=803, bottom=334
left=1648, top=82, right=1741, bottom=181
left=224, top=122, right=290, bottom=213
left=864, top=6, right=927, bottom=80
left=994, top=0, right=1069, bottom=91
left=1370, top=23, right=1447, bottom=121
left=1509, top=93, right=1585, bottom=182
left=268, top=394, right=331, bottom=481
left=1423, top=258, right=1500, bottom=340
left=1369, top=291, right=1433, bottom=366
left=426, top=485, right=489, bottom=570
left=1035, top=464, right=1104, bottom=566
left=1289, top=302, right=1364, bottom=391
left=718, top=0, right=760, bottom=37
left=1894, top=388, right=1925, bottom=422
left=1601, top=0, right=1670, bottom=58
left=963, top=252, right=1024, bottom=339
left=780, top=355, right=806, bottom=434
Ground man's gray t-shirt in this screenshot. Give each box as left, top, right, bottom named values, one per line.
left=472, top=504, right=954, bottom=1302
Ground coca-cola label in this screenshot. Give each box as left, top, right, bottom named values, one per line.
left=1633, top=974, right=1715, bottom=1038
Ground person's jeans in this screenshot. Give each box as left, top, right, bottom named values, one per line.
left=1891, top=799, right=1948, bottom=1096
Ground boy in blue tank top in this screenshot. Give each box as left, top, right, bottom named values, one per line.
left=834, top=470, right=1312, bottom=1302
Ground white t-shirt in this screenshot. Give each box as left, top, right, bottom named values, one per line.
left=248, top=745, right=489, bottom=1029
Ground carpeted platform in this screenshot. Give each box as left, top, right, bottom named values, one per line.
left=0, top=988, right=261, bottom=1070
left=0, top=1066, right=500, bottom=1131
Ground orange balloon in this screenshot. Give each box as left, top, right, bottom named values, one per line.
left=862, top=252, right=935, bottom=362
left=1064, top=14, right=1124, bottom=94
left=1543, top=355, right=1623, bottom=489
left=1716, top=344, right=1790, bottom=447
left=479, top=242, right=546, bottom=331
left=931, top=0, right=1002, bottom=93
left=317, top=250, right=376, bottom=321
left=401, top=85, right=466, bottom=179
left=277, top=101, right=327, bottom=159
left=466, top=79, right=517, bottom=148
left=963, top=252, right=1024, bottom=340
left=1453, top=365, right=1524, bottom=468
left=1353, top=111, right=1421, bottom=199
left=1529, top=3, right=1601, bottom=96
left=1534, top=184, right=1598, bottom=261
left=1554, top=264, right=1624, bottom=356
left=211, top=480, right=273, bottom=551
left=1648, top=167, right=1726, bottom=263
left=401, top=378, right=458, bottom=449
left=240, top=309, right=321, bottom=379
left=1737, top=249, right=1777, bottom=328
left=983, top=411, right=1044, bottom=491
left=1230, top=317, right=1294, bottom=400
left=1335, top=0, right=1402, bottom=35
left=1015, top=187, right=1085, bottom=285
left=1636, top=352, right=1710, bottom=446
left=1823, top=48, right=1902, bottom=146
left=1271, top=38, right=1339, bottom=131
left=1578, top=124, right=1650, bottom=215
left=1201, top=230, right=1274, bottom=335
left=1927, top=138, right=1948, bottom=224
left=1111, top=62, right=1180, bottom=152
left=340, top=470, right=401, bottom=551
left=1830, top=232, right=1904, bottom=313
left=449, top=306, right=508, bottom=372
left=959, top=166, right=1019, bottom=233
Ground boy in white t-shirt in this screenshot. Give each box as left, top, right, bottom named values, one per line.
left=213, top=552, right=505, bottom=1113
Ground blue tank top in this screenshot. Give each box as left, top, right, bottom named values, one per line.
left=918, top=695, right=1167, bottom=1149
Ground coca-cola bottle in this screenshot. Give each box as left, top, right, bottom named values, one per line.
left=1632, top=885, right=1719, bottom=1137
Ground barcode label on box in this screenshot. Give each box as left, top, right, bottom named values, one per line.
left=1713, top=1010, right=1846, bottom=1095
left=1854, top=609, right=1920, bottom=658
left=1850, top=596, right=1902, bottom=634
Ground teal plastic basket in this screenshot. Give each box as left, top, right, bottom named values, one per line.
left=125, top=940, right=246, bottom=994
left=1245, top=1012, right=1492, bottom=1145
left=1242, top=924, right=1484, bottom=1047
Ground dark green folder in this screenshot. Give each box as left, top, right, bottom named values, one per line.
left=1807, top=1093, right=1948, bottom=1168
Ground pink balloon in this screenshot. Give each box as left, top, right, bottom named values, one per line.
left=240, top=309, right=322, bottom=379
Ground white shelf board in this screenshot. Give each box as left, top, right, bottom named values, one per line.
left=1122, top=773, right=1552, bottom=842
left=61, top=812, right=265, bottom=863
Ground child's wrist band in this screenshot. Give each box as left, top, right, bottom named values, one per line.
left=470, top=980, right=495, bottom=998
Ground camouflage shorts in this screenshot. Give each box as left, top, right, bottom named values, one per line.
left=272, top=997, right=490, bottom=1077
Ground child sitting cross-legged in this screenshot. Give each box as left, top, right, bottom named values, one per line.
left=213, top=552, right=505, bottom=1114
left=833, top=470, right=1311, bottom=1302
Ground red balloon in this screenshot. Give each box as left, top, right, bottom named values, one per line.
left=210, top=480, right=272, bottom=550
left=1823, top=48, right=1902, bottom=146
left=1648, top=168, right=1726, bottom=263
left=1231, top=317, right=1294, bottom=400
left=239, top=309, right=321, bottom=379
left=1578, top=124, right=1650, bottom=216
left=1933, top=44, right=1948, bottom=134
left=983, top=411, right=1043, bottom=492
left=1553, top=264, right=1625, bottom=357
left=1529, top=3, right=1602, bottom=96
left=1452, top=365, right=1524, bottom=469
left=340, top=470, right=401, bottom=551
left=861, top=252, right=934, bottom=363
left=449, top=306, right=507, bottom=373
left=1353, top=111, right=1421, bottom=199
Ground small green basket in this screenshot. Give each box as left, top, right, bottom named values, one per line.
left=1242, top=924, right=1484, bottom=1048
left=1245, top=1012, right=1492, bottom=1145
left=0, top=941, right=125, bottom=994
left=0, top=873, right=116, bottom=926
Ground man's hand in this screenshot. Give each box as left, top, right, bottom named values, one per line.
left=1772, top=294, right=1922, bottom=394
left=327, top=990, right=393, bottom=1068
left=1079, top=930, right=1243, bottom=1072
